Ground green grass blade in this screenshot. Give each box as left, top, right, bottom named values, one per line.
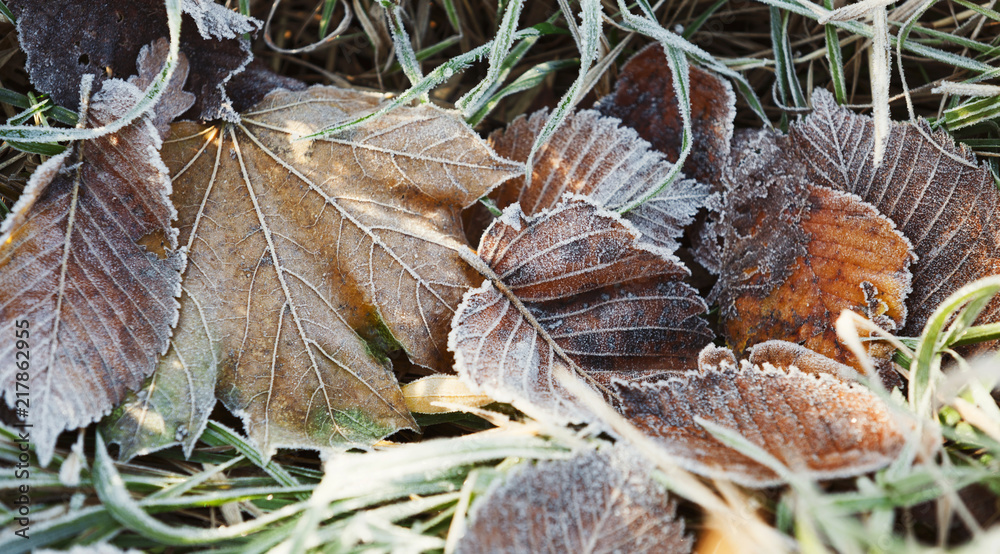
left=823, top=0, right=846, bottom=104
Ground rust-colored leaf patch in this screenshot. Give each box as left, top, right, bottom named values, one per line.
left=0, top=50, right=191, bottom=465
left=451, top=199, right=712, bottom=424
left=790, top=90, right=1000, bottom=338
left=488, top=109, right=710, bottom=251
left=455, top=446, right=692, bottom=554
left=162, top=86, right=521, bottom=456
left=705, top=129, right=915, bottom=371
left=614, top=346, right=907, bottom=487
left=597, top=42, right=736, bottom=185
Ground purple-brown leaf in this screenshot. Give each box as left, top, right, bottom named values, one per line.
left=451, top=199, right=712, bottom=424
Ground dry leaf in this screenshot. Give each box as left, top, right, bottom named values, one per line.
left=8, top=0, right=259, bottom=121
left=0, top=46, right=191, bottom=465
left=161, top=86, right=521, bottom=456
left=451, top=198, right=712, bottom=424
left=597, top=43, right=736, bottom=185
left=487, top=109, right=710, bottom=251
left=791, top=89, right=1000, bottom=337
left=704, top=129, right=915, bottom=370
left=401, top=375, right=492, bottom=414
left=455, top=445, right=692, bottom=554
left=614, top=345, right=907, bottom=487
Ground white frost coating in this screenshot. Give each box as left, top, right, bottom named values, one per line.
left=497, top=202, right=524, bottom=231
left=612, top=360, right=907, bottom=488
left=182, top=0, right=261, bottom=40
left=491, top=109, right=709, bottom=252
left=451, top=197, right=712, bottom=426
left=0, top=151, right=71, bottom=240
left=456, top=445, right=691, bottom=553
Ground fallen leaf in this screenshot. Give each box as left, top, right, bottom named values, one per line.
left=488, top=109, right=710, bottom=251
left=614, top=345, right=908, bottom=487
left=0, top=43, right=191, bottom=465
left=455, top=445, right=692, bottom=554
left=704, top=129, right=915, bottom=370
left=597, top=42, right=736, bottom=185
left=451, top=198, right=712, bottom=424
left=748, top=339, right=862, bottom=381
left=790, top=89, right=1000, bottom=337
left=161, top=86, right=521, bottom=456
left=8, top=0, right=259, bottom=121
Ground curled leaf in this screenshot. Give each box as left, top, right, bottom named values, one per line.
left=451, top=199, right=712, bottom=424
left=597, top=42, right=736, bottom=185
left=0, top=61, right=189, bottom=465
left=615, top=345, right=908, bottom=487
left=488, top=109, right=709, bottom=251
left=456, top=446, right=692, bottom=554
left=162, top=86, right=521, bottom=456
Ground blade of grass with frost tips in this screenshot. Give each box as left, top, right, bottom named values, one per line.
left=619, top=44, right=692, bottom=214
left=824, top=0, right=846, bottom=103
left=944, top=96, right=1000, bottom=131
left=524, top=0, right=603, bottom=182
left=911, top=277, right=1000, bottom=417
left=201, top=420, right=302, bottom=490
left=301, top=25, right=549, bottom=139
left=0, top=88, right=78, bottom=125
left=381, top=0, right=424, bottom=95
left=466, top=59, right=579, bottom=126
left=757, top=0, right=996, bottom=74
left=871, top=5, right=890, bottom=165
left=0, top=0, right=181, bottom=144
left=290, top=432, right=570, bottom=549
left=952, top=0, right=1000, bottom=22
left=457, top=0, right=525, bottom=116
left=771, top=6, right=806, bottom=114
left=92, top=433, right=309, bottom=546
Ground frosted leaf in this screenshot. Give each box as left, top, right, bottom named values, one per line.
left=163, top=86, right=521, bottom=457
left=614, top=345, right=907, bottom=487
left=0, top=56, right=191, bottom=465
left=488, top=109, right=709, bottom=251
left=791, top=89, right=1000, bottom=338
left=597, top=43, right=736, bottom=186
left=455, top=445, right=692, bottom=554
left=706, top=129, right=915, bottom=371
left=8, top=0, right=260, bottom=121
left=749, top=340, right=862, bottom=381
left=451, top=199, right=712, bottom=424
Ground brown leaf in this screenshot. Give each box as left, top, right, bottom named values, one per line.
left=451, top=199, right=712, bottom=424
left=0, top=64, right=189, bottom=465
left=705, top=129, right=915, bottom=370
left=163, top=86, right=521, bottom=456
left=455, top=445, right=692, bottom=554
left=615, top=345, right=908, bottom=487
left=597, top=43, right=736, bottom=185
left=487, top=109, right=710, bottom=251
left=790, top=90, right=1000, bottom=337
left=8, top=0, right=259, bottom=121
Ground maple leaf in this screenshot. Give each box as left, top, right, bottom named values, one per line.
left=451, top=198, right=712, bottom=424
left=0, top=43, right=192, bottom=466
left=596, top=42, right=736, bottom=185
left=706, top=129, right=915, bottom=370
left=487, top=109, right=710, bottom=251
left=790, top=90, right=1000, bottom=338
left=8, top=0, right=259, bottom=121
left=455, top=446, right=692, bottom=554
left=157, top=86, right=521, bottom=457
left=615, top=343, right=908, bottom=487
